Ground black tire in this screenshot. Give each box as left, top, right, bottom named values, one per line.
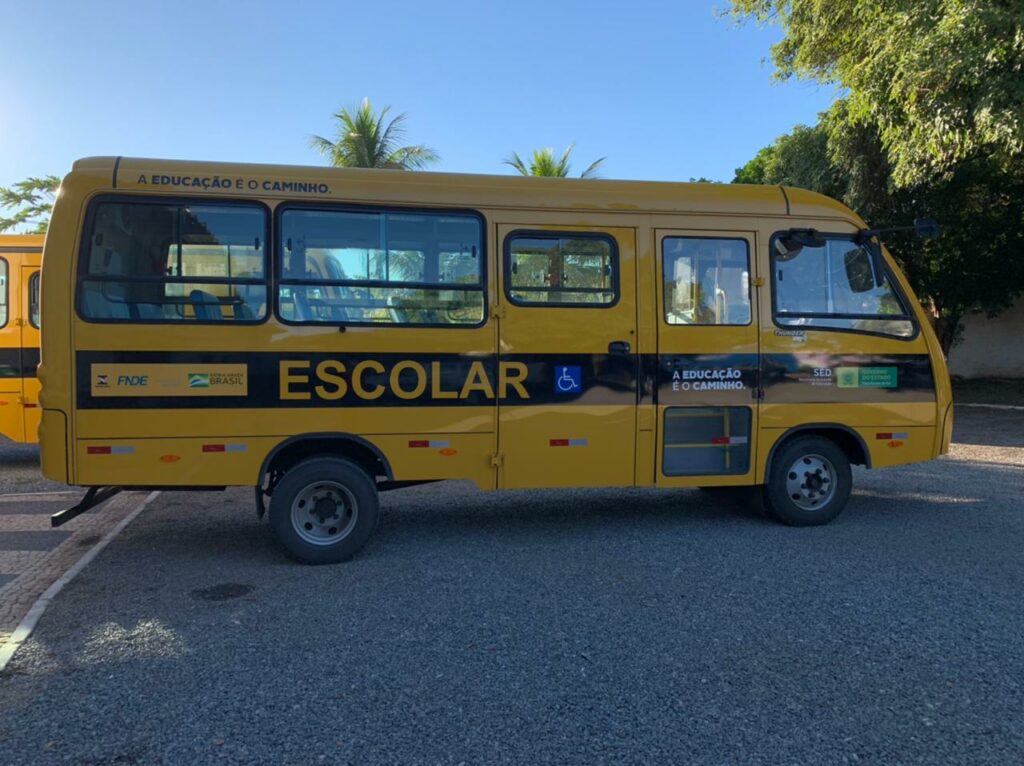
left=268, top=457, right=379, bottom=564
left=762, top=435, right=852, bottom=526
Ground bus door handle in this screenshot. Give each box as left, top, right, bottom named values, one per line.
left=608, top=340, right=631, bottom=356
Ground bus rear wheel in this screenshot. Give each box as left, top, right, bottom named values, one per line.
left=763, top=435, right=851, bottom=526
left=268, top=457, right=379, bottom=564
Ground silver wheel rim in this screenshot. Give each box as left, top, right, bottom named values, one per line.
left=290, top=480, right=358, bottom=546
left=785, top=453, right=837, bottom=511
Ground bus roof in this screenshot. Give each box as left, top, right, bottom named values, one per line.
left=68, top=156, right=860, bottom=223
left=0, top=234, right=45, bottom=252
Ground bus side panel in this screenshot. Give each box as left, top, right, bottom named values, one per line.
left=757, top=425, right=938, bottom=483
left=0, top=396, right=25, bottom=442
left=39, top=409, right=69, bottom=483
left=22, top=377, right=41, bottom=443
left=75, top=433, right=495, bottom=489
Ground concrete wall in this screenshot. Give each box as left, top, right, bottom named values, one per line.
left=949, top=297, right=1024, bottom=378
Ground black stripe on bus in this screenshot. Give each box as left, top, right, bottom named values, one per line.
left=73, top=351, right=935, bottom=410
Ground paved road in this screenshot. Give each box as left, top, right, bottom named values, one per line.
left=1, top=406, right=1022, bottom=765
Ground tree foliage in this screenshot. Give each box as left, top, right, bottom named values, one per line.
left=733, top=115, right=1024, bottom=353
left=0, top=175, right=60, bottom=233
left=728, top=0, right=1024, bottom=186
left=504, top=144, right=605, bottom=178
left=311, top=98, right=439, bottom=170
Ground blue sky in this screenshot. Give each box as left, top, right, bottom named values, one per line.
left=0, top=0, right=837, bottom=190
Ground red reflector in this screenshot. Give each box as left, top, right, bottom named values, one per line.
left=408, top=440, right=429, bottom=448
left=87, top=446, right=112, bottom=455
left=202, top=444, right=226, bottom=453
left=549, top=439, right=569, bottom=447
left=24, top=403, right=38, bottom=408
left=711, top=436, right=729, bottom=445
left=876, top=433, right=893, bottom=440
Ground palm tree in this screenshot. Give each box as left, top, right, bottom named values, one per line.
left=503, top=144, right=605, bottom=178
left=310, top=98, right=439, bottom=170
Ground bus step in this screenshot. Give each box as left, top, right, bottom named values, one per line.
left=51, top=487, right=122, bottom=528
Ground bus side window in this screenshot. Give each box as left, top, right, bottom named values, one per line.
left=505, top=233, right=617, bottom=306
left=78, top=200, right=268, bottom=323
left=28, top=271, right=40, bottom=328
left=278, top=207, right=486, bottom=327
left=0, top=258, right=7, bottom=328
left=662, top=237, right=750, bottom=325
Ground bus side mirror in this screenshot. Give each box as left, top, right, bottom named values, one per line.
left=844, top=247, right=877, bottom=293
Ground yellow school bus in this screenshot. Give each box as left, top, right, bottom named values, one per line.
left=0, top=235, right=43, bottom=443
left=39, top=157, right=952, bottom=563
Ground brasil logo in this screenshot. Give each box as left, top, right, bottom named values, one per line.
left=188, top=373, right=211, bottom=389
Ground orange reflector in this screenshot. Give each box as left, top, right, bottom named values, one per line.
left=0, top=400, right=7, bottom=406
left=160, top=455, right=181, bottom=463
left=439, top=448, right=457, bottom=456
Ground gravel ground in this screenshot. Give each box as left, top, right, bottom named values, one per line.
left=0, top=406, right=1022, bottom=765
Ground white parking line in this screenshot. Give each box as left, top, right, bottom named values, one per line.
left=958, top=402, right=1024, bottom=411
left=0, top=491, right=160, bottom=673
left=0, top=490, right=80, bottom=499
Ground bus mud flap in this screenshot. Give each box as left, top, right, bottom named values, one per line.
left=51, top=487, right=122, bottom=528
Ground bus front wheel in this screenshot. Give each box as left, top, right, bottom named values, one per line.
left=268, top=457, right=380, bottom=564
left=763, top=435, right=852, bottom=526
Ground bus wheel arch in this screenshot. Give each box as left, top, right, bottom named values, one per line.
left=766, top=424, right=870, bottom=474
left=259, top=433, right=392, bottom=504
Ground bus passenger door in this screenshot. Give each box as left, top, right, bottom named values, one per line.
left=654, top=230, right=760, bottom=487
left=496, top=224, right=638, bottom=488
left=21, top=268, right=41, bottom=441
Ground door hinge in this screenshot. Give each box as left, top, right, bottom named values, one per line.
left=14, top=317, right=25, bottom=327
left=751, top=387, right=765, bottom=401
left=490, top=304, right=506, bottom=320
left=751, top=276, right=765, bottom=287
left=490, top=453, right=504, bottom=468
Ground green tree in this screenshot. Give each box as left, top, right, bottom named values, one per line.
left=310, top=98, right=439, bottom=170
left=733, top=118, right=1024, bottom=353
left=504, top=144, right=605, bottom=178
left=0, top=175, right=60, bottom=233
left=728, top=0, right=1024, bottom=187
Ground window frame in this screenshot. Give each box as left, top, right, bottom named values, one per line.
left=660, top=235, right=753, bottom=327
left=769, top=230, right=919, bottom=341
left=75, top=194, right=272, bottom=326
left=28, top=270, right=40, bottom=329
left=0, top=257, right=7, bottom=330
left=274, top=202, right=488, bottom=329
left=503, top=230, right=620, bottom=309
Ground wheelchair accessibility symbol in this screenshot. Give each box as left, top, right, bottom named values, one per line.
left=554, top=365, right=582, bottom=394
